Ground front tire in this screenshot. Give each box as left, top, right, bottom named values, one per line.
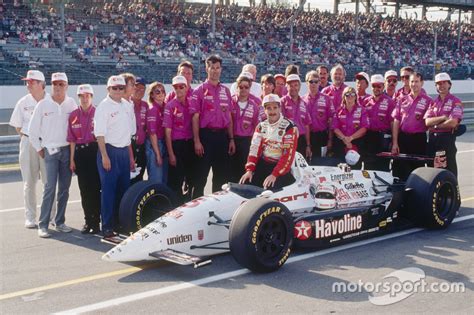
left=229, top=198, right=294, bottom=273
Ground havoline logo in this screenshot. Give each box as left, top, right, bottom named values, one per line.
left=314, top=214, right=362, bottom=239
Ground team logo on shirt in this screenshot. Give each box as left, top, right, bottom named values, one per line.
left=415, top=113, right=421, bottom=120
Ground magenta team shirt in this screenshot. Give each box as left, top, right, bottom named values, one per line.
left=332, top=104, right=370, bottom=136
left=163, top=98, right=193, bottom=140
left=165, top=88, right=194, bottom=104
left=189, top=80, right=232, bottom=129
left=146, top=102, right=165, bottom=140
left=395, top=87, right=427, bottom=101
left=304, top=93, right=335, bottom=132
left=280, top=95, right=312, bottom=135
left=357, top=93, right=371, bottom=107
left=424, top=93, right=463, bottom=132
left=133, top=99, right=148, bottom=145
left=321, top=83, right=347, bottom=110
left=365, top=94, right=396, bottom=132
left=67, top=106, right=96, bottom=144
left=231, top=96, right=261, bottom=137
left=392, top=93, right=432, bottom=133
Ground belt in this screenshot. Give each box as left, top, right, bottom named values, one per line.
left=430, top=132, right=454, bottom=137
left=203, top=128, right=226, bottom=133
left=76, top=142, right=97, bottom=150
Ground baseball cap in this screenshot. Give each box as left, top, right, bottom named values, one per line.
left=107, top=75, right=126, bottom=87
left=77, top=84, right=94, bottom=95
left=286, top=74, right=301, bottom=83
left=262, top=94, right=281, bottom=107
left=239, top=71, right=254, bottom=80
left=370, top=74, right=385, bottom=85
left=355, top=72, right=369, bottom=83
left=345, top=149, right=360, bottom=166
left=135, top=77, right=146, bottom=86
left=384, top=70, right=398, bottom=80
left=172, top=75, right=188, bottom=86
left=22, top=70, right=45, bottom=82
left=274, top=74, right=286, bottom=81
left=435, top=72, right=451, bottom=83
left=51, top=72, right=68, bottom=83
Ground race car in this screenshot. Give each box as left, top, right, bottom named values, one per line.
left=103, top=153, right=460, bottom=273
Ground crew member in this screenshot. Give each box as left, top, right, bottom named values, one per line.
left=240, top=94, right=298, bottom=189
left=316, top=65, right=330, bottom=91
left=165, top=60, right=194, bottom=102
left=321, top=64, right=348, bottom=110
left=355, top=72, right=371, bottom=107
left=394, top=67, right=426, bottom=101
left=130, top=77, right=148, bottom=183
left=230, top=64, right=262, bottom=98
left=260, top=74, right=275, bottom=99
left=67, top=84, right=101, bottom=234
left=384, top=70, right=398, bottom=98
left=274, top=74, right=286, bottom=97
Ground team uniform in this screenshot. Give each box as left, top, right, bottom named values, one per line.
left=230, top=81, right=262, bottom=99
left=321, top=83, right=348, bottom=110
left=146, top=101, right=167, bottom=183
left=245, top=116, right=298, bottom=189
left=394, top=87, right=427, bottom=101
left=131, top=98, right=148, bottom=183
left=165, top=88, right=194, bottom=104
left=357, top=93, right=371, bottom=107
left=424, top=93, right=463, bottom=177
left=280, top=95, right=311, bottom=156
left=67, top=106, right=101, bottom=230
left=304, top=92, right=334, bottom=161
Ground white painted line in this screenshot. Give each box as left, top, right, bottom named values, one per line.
left=458, top=149, right=474, bottom=154
left=55, top=214, right=474, bottom=315
left=0, top=200, right=81, bottom=213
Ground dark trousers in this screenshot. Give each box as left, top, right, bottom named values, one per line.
left=252, top=159, right=295, bottom=189
left=194, top=128, right=230, bottom=197
left=310, top=130, right=328, bottom=164
left=75, top=143, right=101, bottom=227
left=427, top=132, right=457, bottom=177
left=131, top=139, right=146, bottom=184
left=230, top=136, right=252, bottom=183
left=392, top=132, right=427, bottom=181
left=363, top=130, right=391, bottom=171
left=168, top=139, right=195, bottom=203
left=97, top=144, right=130, bottom=233
left=333, top=136, right=364, bottom=170
left=297, top=135, right=307, bottom=158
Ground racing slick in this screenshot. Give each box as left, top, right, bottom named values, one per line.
left=240, top=94, right=298, bottom=189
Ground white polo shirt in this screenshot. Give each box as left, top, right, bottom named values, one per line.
left=9, top=93, right=49, bottom=136
left=94, top=95, right=136, bottom=148
left=28, top=94, right=77, bottom=151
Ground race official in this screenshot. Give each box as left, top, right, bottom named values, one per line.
left=94, top=75, right=136, bottom=238
left=321, top=64, right=348, bottom=110
left=9, top=70, right=56, bottom=228
left=165, top=61, right=195, bottom=103
left=425, top=73, right=463, bottom=177
left=384, top=70, right=398, bottom=98
left=391, top=72, right=431, bottom=180
left=190, top=55, right=236, bottom=196
left=316, top=65, right=330, bottom=91
left=355, top=72, right=371, bottom=107
left=363, top=75, right=396, bottom=171
left=240, top=94, right=298, bottom=189
left=29, top=72, right=77, bottom=238
left=303, top=70, right=335, bottom=162
left=130, top=77, right=148, bottom=183
left=67, top=84, right=101, bottom=234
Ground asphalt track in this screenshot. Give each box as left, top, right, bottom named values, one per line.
left=0, top=132, right=473, bottom=314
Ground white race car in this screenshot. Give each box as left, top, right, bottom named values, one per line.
left=103, top=153, right=460, bottom=273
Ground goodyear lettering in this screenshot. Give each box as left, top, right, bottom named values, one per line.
left=166, top=234, right=192, bottom=245
left=136, top=189, right=156, bottom=229
left=330, top=173, right=354, bottom=181
left=314, top=214, right=362, bottom=239
left=278, top=248, right=291, bottom=266
left=432, top=181, right=444, bottom=226
left=252, top=206, right=281, bottom=244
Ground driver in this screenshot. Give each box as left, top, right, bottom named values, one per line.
left=239, top=94, right=298, bottom=189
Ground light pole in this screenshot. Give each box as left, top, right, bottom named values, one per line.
left=289, top=0, right=306, bottom=63
left=60, top=0, right=65, bottom=72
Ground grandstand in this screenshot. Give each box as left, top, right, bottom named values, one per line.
left=0, top=0, right=472, bottom=85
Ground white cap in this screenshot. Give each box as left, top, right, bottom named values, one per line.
left=355, top=72, right=369, bottom=83
left=172, top=75, right=188, bottom=86
left=286, top=74, right=301, bottom=83
left=370, top=74, right=385, bottom=85
left=77, top=84, right=94, bottom=95
left=345, top=150, right=360, bottom=166
left=22, top=70, right=45, bottom=82
left=262, top=94, right=281, bottom=106
left=274, top=74, right=286, bottom=81
left=435, top=72, right=451, bottom=83
left=51, top=72, right=68, bottom=83
left=239, top=71, right=254, bottom=80
left=107, top=75, right=126, bottom=87
left=384, top=70, right=398, bottom=80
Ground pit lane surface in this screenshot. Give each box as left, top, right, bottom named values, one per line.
left=1, top=133, right=473, bottom=314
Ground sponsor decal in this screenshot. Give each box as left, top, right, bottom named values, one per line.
left=379, top=220, right=387, bottom=227
left=319, top=176, right=327, bottom=183
left=345, top=182, right=365, bottom=190
left=294, top=220, right=312, bottom=240
left=336, top=188, right=351, bottom=201
left=197, top=229, right=204, bottom=241
left=167, top=234, right=193, bottom=245
left=163, top=209, right=184, bottom=219
left=314, top=214, right=362, bottom=239
left=331, top=173, right=354, bottom=181
left=275, top=192, right=309, bottom=203
left=362, top=170, right=370, bottom=179
left=350, top=190, right=369, bottom=199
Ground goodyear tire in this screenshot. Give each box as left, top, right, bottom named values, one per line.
left=405, top=167, right=460, bottom=229
left=119, top=181, right=178, bottom=233
left=229, top=198, right=294, bottom=273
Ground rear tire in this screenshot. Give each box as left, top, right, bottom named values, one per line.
left=118, top=181, right=178, bottom=233
left=405, top=167, right=460, bottom=229
left=229, top=198, right=294, bottom=273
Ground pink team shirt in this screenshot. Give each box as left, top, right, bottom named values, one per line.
left=392, top=93, right=432, bottom=133
left=332, top=104, right=370, bottom=136
left=304, top=92, right=335, bottom=132
left=67, top=106, right=96, bottom=144
left=165, top=88, right=194, bottom=104
left=321, top=83, right=348, bottom=110
left=231, top=96, right=261, bottom=137
left=357, top=93, right=371, bottom=107
left=280, top=95, right=312, bottom=136
left=189, top=80, right=232, bottom=129
left=133, top=99, right=148, bottom=145
left=424, top=93, right=463, bottom=133
left=163, top=98, right=193, bottom=140
left=146, top=101, right=165, bottom=140
left=395, top=87, right=427, bottom=101
left=365, top=94, right=396, bottom=132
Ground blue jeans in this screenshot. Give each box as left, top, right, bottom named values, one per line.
left=39, top=146, right=72, bottom=229
left=145, top=138, right=168, bottom=184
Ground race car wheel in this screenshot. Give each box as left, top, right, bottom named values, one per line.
left=405, top=167, right=460, bottom=229
left=119, top=181, right=178, bottom=233
left=229, top=198, right=294, bottom=273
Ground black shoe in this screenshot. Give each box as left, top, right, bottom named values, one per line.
left=81, top=224, right=92, bottom=234
left=90, top=225, right=100, bottom=234
left=103, top=230, right=117, bottom=239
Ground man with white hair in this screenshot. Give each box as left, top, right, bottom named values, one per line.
left=230, top=64, right=262, bottom=98
left=321, top=64, right=348, bottom=110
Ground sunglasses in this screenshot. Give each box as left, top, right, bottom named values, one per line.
left=344, top=92, right=356, bottom=97
left=401, top=75, right=410, bottom=80
left=52, top=82, right=66, bottom=87
left=372, top=84, right=384, bottom=89
left=238, top=85, right=250, bottom=90
left=111, top=86, right=125, bottom=91
left=308, top=80, right=320, bottom=84
left=387, top=79, right=397, bottom=83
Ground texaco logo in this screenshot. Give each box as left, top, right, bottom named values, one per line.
left=294, top=220, right=312, bottom=240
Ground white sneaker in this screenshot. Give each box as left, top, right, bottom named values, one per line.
left=55, top=224, right=72, bottom=233
left=25, top=220, right=36, bottom=229
left=38, top=228, right=51, bottom=238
